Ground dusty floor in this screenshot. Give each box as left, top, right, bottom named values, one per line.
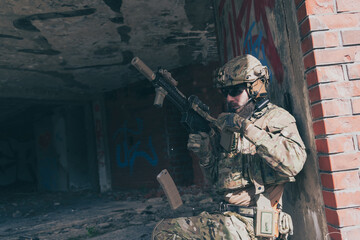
left=0, top=186, right=220, bottom=240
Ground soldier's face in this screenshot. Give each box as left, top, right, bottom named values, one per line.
left=225, top=86, right=249, bottom=113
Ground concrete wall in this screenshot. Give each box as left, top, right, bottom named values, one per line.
left=0, top=115, right=37, bottom=190
left=212, top=0, right=328, bottom=239
left=34, top=104, right=97, bottom=191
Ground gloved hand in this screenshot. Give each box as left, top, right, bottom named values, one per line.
left=216, top=113, right=249, bottom=133
left=187, top=132, right=210, bottom=158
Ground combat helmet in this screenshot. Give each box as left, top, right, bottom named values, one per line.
left=214, top=54, right=269, bottom=99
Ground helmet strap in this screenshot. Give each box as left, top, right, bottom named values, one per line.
left=248, top=78, right=267, bottom=100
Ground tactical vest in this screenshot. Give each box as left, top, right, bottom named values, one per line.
left=216, top=103, right=296, bottom=191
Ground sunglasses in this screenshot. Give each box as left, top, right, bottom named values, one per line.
left=220, top=84, right=247, bottom=97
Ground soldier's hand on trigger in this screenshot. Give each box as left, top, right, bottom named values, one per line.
left=187, top=132, right=210, bottom=157
left=216, top=113, right=248, bottom=133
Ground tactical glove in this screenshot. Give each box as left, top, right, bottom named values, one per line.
left=187, top=132, right=211, bottom=159
left=216, top=113, right=251, bottom=133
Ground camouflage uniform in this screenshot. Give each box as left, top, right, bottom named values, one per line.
left=152, top=55, right=307, bottom=240
left=204, top=102, right=306, bottom=192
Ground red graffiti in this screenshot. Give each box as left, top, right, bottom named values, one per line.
left=95, top=119, right=103, bottom=146
left=94, top=103, right=100, bottom=112
left=38, top=131, right=52, bottom=149
left=218, top=0, right=284, bottom=84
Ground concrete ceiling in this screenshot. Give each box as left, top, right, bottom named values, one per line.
left=0, top=0, right=218, bottom=101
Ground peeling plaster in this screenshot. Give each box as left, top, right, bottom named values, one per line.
left=0, top=0, right=218, bottom=99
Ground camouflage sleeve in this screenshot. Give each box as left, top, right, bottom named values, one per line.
left=243, top=109, right=307, bottom=177
left=198, top=129, right=219, bottom=183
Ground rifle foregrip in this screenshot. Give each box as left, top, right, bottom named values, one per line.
left=131, top=57, right=156, bottom=81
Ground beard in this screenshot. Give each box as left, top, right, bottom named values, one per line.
left=228, top=100, right=256, bottom=118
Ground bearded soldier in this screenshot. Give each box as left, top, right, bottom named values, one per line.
left=152, top=54, right=307, bottom=240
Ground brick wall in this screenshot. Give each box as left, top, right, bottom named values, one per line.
left=296, top=0, right=360, bottom=239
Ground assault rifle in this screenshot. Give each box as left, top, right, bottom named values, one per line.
left=132, top=57, right=219, bottom=210
left=131, top=57, right=217, bottom=133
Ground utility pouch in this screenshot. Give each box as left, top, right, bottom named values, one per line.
left=255, top=207, right=276, bottom=238
left=278, top=211, right=293, bottom=239
left=255, top=193, right=276, bottom=238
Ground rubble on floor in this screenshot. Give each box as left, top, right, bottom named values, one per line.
left=0, top=186, right=221, bottom=239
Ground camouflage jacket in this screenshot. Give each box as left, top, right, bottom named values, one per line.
left=200, top=103, right=307, bottom=192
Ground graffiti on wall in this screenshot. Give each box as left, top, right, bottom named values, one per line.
left=113, top=118, right=158, bottom=175
left=216, top=0, right=284, bottom=84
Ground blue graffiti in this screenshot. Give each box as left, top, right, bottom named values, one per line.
left=113, top=118, right=158, bottom=175
left=243, top=21, right=272, bottom=81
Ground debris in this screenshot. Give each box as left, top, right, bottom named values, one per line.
left=199, top=197, right=213, bottom=204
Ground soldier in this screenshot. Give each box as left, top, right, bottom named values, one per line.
left=152, top=54, right=307, bottom=240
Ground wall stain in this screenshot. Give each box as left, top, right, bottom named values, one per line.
left=0, top=65, right=89, bottom=89
left=13, top=8, right=96, bottom=32
left=18, top=49, right=60, bottom=55
left=18, top=36, right=61, bottom=55
left=43, top=71, right=89, bottom=89
left=33, top=36, right=52, bottom=48
left=103, top=0, right=123, bottom=13
left=63, top=50, right=133, bottom=70
left=121, top=50, right=134, bottom=65
left=163, top=32, right=201, bottom=44
left=184, top=0, right=214, bottom=30
left=94, top=46, right=119, bottom=56
left=117, top=26, right=131, bottom=43
left=0, top=34, right=23, bottom=40
left=110, top=17, right=124, bottom=24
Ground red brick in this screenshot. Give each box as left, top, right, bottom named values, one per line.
left=301, top=34, right=313, bottom=54
left=342, top=30, right=360, bottom=46
left=308, top=81, right=360, bottom=103
left=357, top=135, right=360, bottom=150
left=303, top=51, right=316, bottom=70
left=322, top=189, right=360, bottom=208
left=325, top=207, right=360, bottom=227
left=306, top=65, right=344, bottom=87
left=300, top=13, right=360, bottom=37
left=313, top=116, right=360, bottom=135
left=313, top=120, right=326, bottom=135
left=304, top=47, right=360, bottom=70
left=337, top=0, right=360, bottom=12
left=299, top=17, right=329, bottom=38
left=302, top=31, right=340, bottom=54
left=311, top=99, right=351, bottom=119
left=352, top=97, right=360, bottom=114
left=307, top=0, right=334, bottom=14
left=328, top=225, right=360, bottom=240
left=347, top=64, right=360, bottom=80
left=321, top=170, right=360, bottom=190
left=314, top=13, right=360, bottom=29
left=315, top=135, right=354, bottom=153
left=295, top=0, right=304, bottom=8
left=320, top=31, right=340, bottom=48
left=318, top=152, right=360, bottom=171
left=297, top=2, right=307, bottom=23
left=298, top=1, right=335, bottom=25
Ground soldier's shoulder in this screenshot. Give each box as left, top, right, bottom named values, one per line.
left=264, top=103, right=296, bottom=128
